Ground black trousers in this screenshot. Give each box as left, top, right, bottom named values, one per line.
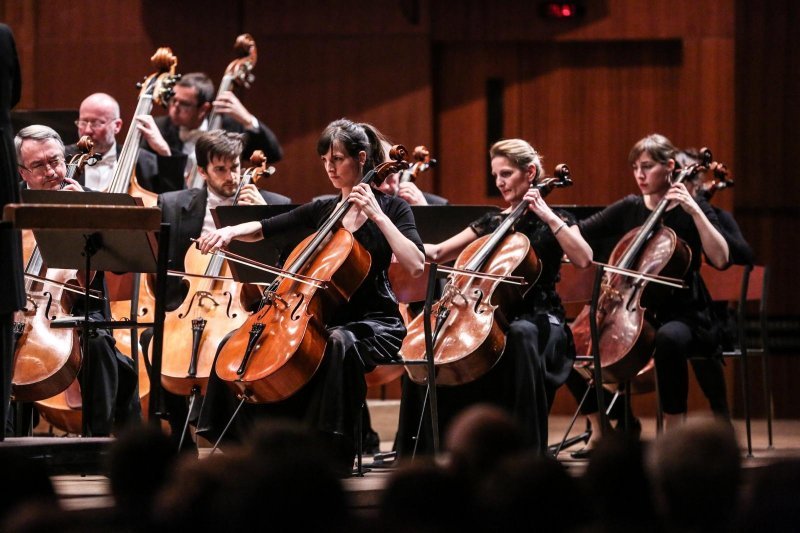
left=79, top=312, right=141, bottom=436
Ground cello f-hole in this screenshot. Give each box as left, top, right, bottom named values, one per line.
left=223, top=291, right=237, bottom=319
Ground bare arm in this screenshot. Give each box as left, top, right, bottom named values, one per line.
left=196, top=220, right=264, bottom=254
left=424, top=226, right=478, bottom=264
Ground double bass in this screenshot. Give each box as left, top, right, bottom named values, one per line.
left=12, top=138, right=101, bottom=403
left=213, top=147, right=410, bottom=403
left=106, top=47, right=180, bottom=414
left=160, top=151, right=274, bottom=397
left=400, top=166, right=573, bottom=385
left=570, top=150, right=713, bottom=384
left=186, top=33, right=258, bottom=189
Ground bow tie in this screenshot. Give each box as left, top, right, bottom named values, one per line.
left=95, top=151, right=116, bottom=167
left=179, top=127, right=204, bottom=144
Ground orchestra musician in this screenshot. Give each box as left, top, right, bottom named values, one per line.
left=14, top=125, right=141, bottom=436
left=65, top=93, right=187, bottom=194
left=395, top=138, right=593, bottom=456
left=193, top=118, right=424, bottom=472
left=566, top=134, right=730, bottom=455
left=139, top=129, right=289, bottom=450
left=141, top=73, right=282, bottom=187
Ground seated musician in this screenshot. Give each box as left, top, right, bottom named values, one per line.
left=141, top=73, right=283, bottom=188
left=15, top=125, right=140, bottom=436
left=66, top=92, right=187, bottom=194
left=140, top=129, right=289, bottom=451
left=194, top=118, right=424, bottom=473
left=565, top=141, right=742, bottom=458
left=567, top=134, right=730, bottom=453
left=394, top=138, right=593, bottom=456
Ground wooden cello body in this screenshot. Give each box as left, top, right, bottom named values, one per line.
left=401, top=232, right=540, bottom=385
left=400, top=166, right=572, bottom=386
left=570, top=226, right=691, bottom=382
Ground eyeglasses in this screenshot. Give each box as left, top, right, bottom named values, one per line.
left=75, top=118, right=111, bottom=129
left=19, top=156, right=66, bottom=175
left=169, top=98, right=200, bottom=111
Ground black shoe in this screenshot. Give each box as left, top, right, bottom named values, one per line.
left=363, top=430, right=381, bottom=456
left=570, top=446, right=593, bottom=460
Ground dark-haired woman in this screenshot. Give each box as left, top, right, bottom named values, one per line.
left=195, top=119, right=424, bottom=471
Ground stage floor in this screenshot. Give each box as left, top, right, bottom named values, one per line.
left=25, top=402, right=798, bottom=513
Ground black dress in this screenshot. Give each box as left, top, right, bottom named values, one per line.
left=395, top=209, right=577, bottom=455
left=196, top=190, right=423, bottom=465
left=577, top=194, right=722, bottom=414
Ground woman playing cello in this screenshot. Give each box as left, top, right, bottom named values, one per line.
left=195, top=119, right=424, bottom=471
left=395, top=138, right=593, bottom=456
left=574, top=134, right=729, bottom=437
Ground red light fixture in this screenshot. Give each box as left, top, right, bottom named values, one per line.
left=539, top=2, right=585, bottom=19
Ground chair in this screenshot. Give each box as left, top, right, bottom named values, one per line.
left=698, top=263, right=773, bottom=457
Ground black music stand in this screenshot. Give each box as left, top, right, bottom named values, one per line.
left=213, top=205, right=305, bottom=283
left=4, top=194, right=169, bottom=436
left=409, top=205, right=500, bottom=243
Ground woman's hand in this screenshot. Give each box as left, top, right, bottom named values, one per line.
left=348, top=183, right=384, bottom=221
left=524, top=187, right=559, bottom=225
left=194, top=220, right=263, bottom=253
left=196, top=226, right=239, bottom=254
left=665, top=182, right=702, bottom=216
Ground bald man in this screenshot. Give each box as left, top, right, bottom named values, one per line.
left=65, top=92, right=186, bottom=194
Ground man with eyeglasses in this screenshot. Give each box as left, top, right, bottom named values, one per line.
left=140, top=72, right=283, bottom=188
left=66, top=92, right=186, bottom=194
left=14, top=125, right=141, bottom=437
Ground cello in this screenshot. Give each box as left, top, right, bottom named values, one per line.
left=212, top=147, right=410, bottom=403
left=570, top=150, right=714, bottom=384
left=160, top=151, right=274, bottom=398
left=185, top=33, right=258, bottom=189
left=12, top=137, right=101, bottom=403
left=400, top=165, right=573, bottom=386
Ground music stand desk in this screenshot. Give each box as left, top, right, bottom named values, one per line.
left=4, top=199, right=170, bottom=434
